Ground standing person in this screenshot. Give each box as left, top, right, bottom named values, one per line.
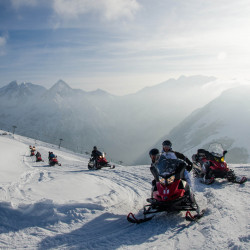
left=149, top=148, right=160, bottom=195
left=161, top=140, right=193, bottom=186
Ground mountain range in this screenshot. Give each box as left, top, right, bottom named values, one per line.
left=0, top=76, right=246, bottom=164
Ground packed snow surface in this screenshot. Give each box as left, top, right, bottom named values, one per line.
left=0, top=132, right=249, bottom=249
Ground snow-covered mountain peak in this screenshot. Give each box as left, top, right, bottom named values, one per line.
left=0, top=81, right=46, bottom=100
left=7, top=80, right=18, bottom=88
left=137, top=75, right=217, bottom=95
left=0, top=81, right=18, bottom=93
left=20, top=82, right=31, bottom=88
left=47, top=80, right=75, bottom=97
left=88, top=88, right=111, bottom=96
left=50, top=79, right=72, bottom=91
left=178, top=75, right=216, bottom=85
left=169, top=75, right=217, bottom=87
left=54, top=79, right=71, bottom=88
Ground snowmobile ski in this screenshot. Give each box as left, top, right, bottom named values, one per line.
left=185, top=209, right=206, bottom=222
left=200, top=177, right=215, bottom=185
left=127, top=212, right=154, bottom=224
left=233, top=176, right=247, bottom=184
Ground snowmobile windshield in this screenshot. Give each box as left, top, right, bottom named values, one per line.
left=208, top=143, right=226, bottom=157
left=156, top=158, right=184, bottom=178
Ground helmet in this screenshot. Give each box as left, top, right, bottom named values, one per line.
left=93, top=146, right=97, bottom=150
left=149, top=148, right=159, bottom=156
left=162, top=140, right=172, bottom=147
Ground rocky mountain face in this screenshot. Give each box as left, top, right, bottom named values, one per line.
left=0, top=76, right=237, bottom=164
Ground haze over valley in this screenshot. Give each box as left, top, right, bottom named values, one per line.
left=1, top=75, right=249, bottom=165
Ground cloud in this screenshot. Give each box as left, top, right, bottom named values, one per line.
left=217, top=52, right=227, bottom=61
left=0, top=37, right=7, bottom=47
left=52, top=0, right=140, bottom=20
left=0, top=35, right=8, bottom=56
left=11, top=0, right=38, bottom=9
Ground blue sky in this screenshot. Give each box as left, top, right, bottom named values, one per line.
left=0, top=0, right=249, bottom=95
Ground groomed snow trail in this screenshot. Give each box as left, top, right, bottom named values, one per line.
left=0, top=134, right=249, bottom=250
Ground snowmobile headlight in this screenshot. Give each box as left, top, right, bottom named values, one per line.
left=159, top=177, right=166, bottom=185
left=221, top=157, right=224, bottom=162
left=166, top=175, right=175, bottom=185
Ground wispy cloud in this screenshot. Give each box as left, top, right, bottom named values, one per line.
left=0, top=34, right=8, bottom=56
left=1, top=0, right=250, bottom=94
left=52, top=0, right=140, bottom=21
left=0, top=36, right=7, bottom=47
left=11, top=0, right=38, bottom=9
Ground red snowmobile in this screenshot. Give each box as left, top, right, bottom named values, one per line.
left=49, top=157, right=61, bottom=166
left=36, top=156, right=43, bottom=162
left=35, top=152, right=43, bottom=162
left=88, top=153, right=115, bottom=170
left=192, top=143, right=247, bottom=184
left=127, top=159, right=204, bottom=224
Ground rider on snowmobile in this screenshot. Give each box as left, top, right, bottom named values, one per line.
left=161, top=140, right=193, bottom=186
left=48, top=151, right=55, bottom=161
left=35, top=151, right=42, bottom=161
left=128, top=147, right=202, bottom=224
left=36, top=151, right=41, bottom=157
left=91, top=146, right=103, bottom=169
left=30, top=146, right=36, bottom=156
left=91, top=146, right=102, bottom=160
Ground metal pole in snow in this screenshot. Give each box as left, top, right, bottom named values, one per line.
left=59, top=138, right=63, bottom=149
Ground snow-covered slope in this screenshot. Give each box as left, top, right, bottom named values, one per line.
left=0, top=131, right=249, bottom=249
